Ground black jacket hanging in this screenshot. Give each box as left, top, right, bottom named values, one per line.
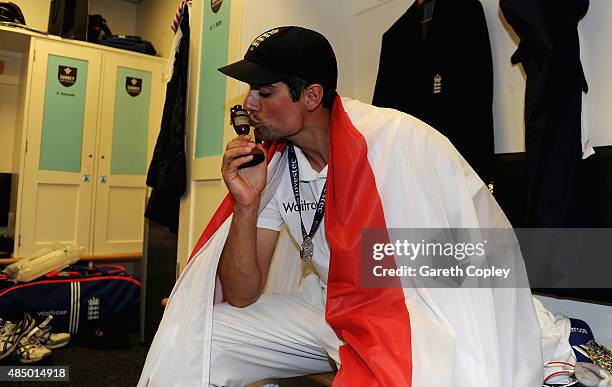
left=145, top=4, right=189, bottom=233
left=373, top=0, right=495, bottom=184
left=501, top=0, right=589, bottom=227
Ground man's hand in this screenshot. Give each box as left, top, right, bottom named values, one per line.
left=219, top=135, right=278, bottom=307
left=222, top=135, right=267, bottom=208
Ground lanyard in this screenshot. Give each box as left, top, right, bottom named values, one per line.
left=287, top=143, right=327, bottom=262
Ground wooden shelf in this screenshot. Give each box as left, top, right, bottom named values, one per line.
left=0, top=73, right=19, bottom=85
left=80, top=252, right=143, bottom=261
left=0, top=252, right=143, bottom=265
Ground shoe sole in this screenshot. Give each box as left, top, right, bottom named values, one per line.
left=0, top=320, right=36, bottom=361
left=43, top=340, right=69, bottom=349
left=19, top=350, right=52, bottom=364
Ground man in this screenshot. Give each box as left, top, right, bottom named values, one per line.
left=139, top=26, right=542, bottom=387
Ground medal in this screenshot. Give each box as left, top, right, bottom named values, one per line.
left=287, top=144, right=327, bottom=263
left=300, top=236, right=314, bottom=263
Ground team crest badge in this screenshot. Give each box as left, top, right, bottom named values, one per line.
left=58, top=66, right=77, bottom=87
left=433, top=73, right=442, bottom=94
left=126, top=77, right=142, bottom=97
left=211, top=0, right=223, bottom=13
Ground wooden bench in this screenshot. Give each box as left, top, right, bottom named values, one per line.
left=307, top=372, right=335, bottom=386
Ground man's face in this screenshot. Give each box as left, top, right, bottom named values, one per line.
left=243, top=82, right=304, bottom=142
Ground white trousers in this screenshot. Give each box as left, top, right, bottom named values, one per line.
left=209, top=276, right=342, bottom=387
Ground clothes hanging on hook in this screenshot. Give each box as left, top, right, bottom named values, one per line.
left=418, top=0, right=436, bottom=39
left=500, top=0, right=590, bottom=227
left=145, top=3, right=190, bottom=232
left=171, top=0, right=192, bottom=33
left=373, top=0, right=495, bottom=184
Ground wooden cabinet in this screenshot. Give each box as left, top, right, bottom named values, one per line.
left=1, top=27, right=165, bottom=258
left=92, top=52, right=164, bottom=255
left=18, top=40, right=102, bottom=258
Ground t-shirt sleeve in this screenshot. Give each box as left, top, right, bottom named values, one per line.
left=257, top=195, right=284, bottom=231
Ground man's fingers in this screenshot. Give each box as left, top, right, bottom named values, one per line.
left=222, top=147, right=256, bottom=176
left=228, top=154, right=254, bottom=170
left=225, top=135, right=253, bottom=151
left=224, top=146, right=254, bottom=164
left=225, top=140, right=250, bottom=151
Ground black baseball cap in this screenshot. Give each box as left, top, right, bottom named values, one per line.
left=218, top=26, right=337, bottom=90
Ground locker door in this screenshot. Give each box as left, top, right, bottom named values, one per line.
left=92, top=52, right=163, bottom=255
left=16, top=40, right=102, bottom=257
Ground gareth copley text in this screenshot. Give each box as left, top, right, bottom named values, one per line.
left=372, top=265, right=512, bottom=280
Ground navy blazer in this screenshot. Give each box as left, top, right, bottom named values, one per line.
left=373, top=0, right=495, bottom=183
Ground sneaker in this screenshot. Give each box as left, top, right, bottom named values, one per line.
left=16, top=327, right=52, bottom=363
left=34, top=316, right=70, bottom=349
left=0, top=313, right=36, bottom=360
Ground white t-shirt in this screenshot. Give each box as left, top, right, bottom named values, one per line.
left=256, top=146, right=330, bottom=287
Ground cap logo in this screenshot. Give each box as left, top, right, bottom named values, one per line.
left=249, top=28, right=280, bottom=51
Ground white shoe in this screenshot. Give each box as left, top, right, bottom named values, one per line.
left=34, top=316, right=70, bottom=349
left=0, top=313, right=36, bottom=360
left=16, top=327, right=52, bottom=364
